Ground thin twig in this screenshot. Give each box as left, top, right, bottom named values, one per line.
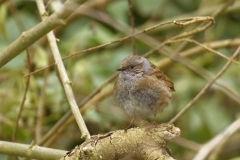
left=35, top=55, right=50, bottom=143
left=169, top=46, right=240, bottom=124
left=127, top=0, right=135, bottom=55
left=173, top=16, right=214, bottom=27
left=36, top=0, right=90, bottom=140
left=12, top=49, right=31, bottom=142
left=166, top=38, right=240, bottom=64
left=137, top=0, right=239, bottom=34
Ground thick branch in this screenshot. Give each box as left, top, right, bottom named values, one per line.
left=62, top=123, right=180, bottom=160
left=0, top=0, right=85, bottom=68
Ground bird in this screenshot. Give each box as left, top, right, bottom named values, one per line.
left=113, top=55, right=175, bottom=129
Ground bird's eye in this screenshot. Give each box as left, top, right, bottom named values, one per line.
left=130, top=65, right=134, bottom=69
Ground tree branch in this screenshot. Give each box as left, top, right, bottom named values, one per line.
left=62, top=123, right=180, bottom=160
left=0, top=0, right=86, bottom=68
left=0, top=141, right=66, bottom=160
left=35, top=0, right=90, bottom=140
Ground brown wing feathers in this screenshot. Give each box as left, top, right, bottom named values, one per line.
left=148, top=63, right=175, bottom=92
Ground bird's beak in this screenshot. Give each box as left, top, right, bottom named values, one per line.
left=116, top=66, right=126, bottom=71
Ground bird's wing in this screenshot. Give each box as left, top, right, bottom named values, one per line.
left=147, top=63, right=175, bottom=91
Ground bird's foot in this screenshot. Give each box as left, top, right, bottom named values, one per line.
left=124, top=123, right=135, bottom=132
left=124, top=117, right=135, bottom=132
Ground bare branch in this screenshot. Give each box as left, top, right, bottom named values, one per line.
left=12, top=49, right=31, bottom=142
left=36, top=0, right=90, bottom=140
left=0, top=140, right=66, bottom=160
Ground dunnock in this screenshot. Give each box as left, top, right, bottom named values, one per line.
left=113, top=55, right=175, bottom=128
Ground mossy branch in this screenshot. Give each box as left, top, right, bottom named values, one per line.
left=62, top=123, right=180, bottom=160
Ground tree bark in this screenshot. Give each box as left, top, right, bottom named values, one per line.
left=62, top=123, right=180, bottom=160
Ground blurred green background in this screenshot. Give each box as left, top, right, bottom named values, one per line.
left=0, top=0, right=240, bottom=159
